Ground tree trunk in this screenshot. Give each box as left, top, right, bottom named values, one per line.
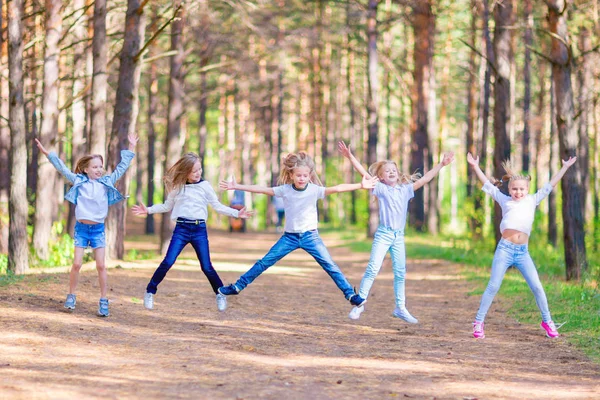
left=33, top=0, right=62, bottom=260
left=366, top=0, right=379, bottom=237
left=160, top=0, right=185, bottom=254
left=466, top=0, right=479, bottom=233
left=7, top=0, right=29, bottom=273
left=548, top=71, right=558, bottom=246
left=89, top=0, right=107, bottom=155
left=0, top=0, right=9, bottom=253
left=105, top=0, right=147, bottom=260
left=522, top=0, right=532, bottom=174
left=546, top=0, right=587, bottom=279
left=198, top=58, right=208, bottom=171
left=492, top=0, right=513, bottom=243
left=577, top=27, right=591, bottom=219
left=344, top=1, right=358, bottom=225
left=145, top=4, right=159, bottom=235
left=409, top=1, right=434, bottom=232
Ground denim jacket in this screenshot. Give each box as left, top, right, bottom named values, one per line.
left=47, top=150, right=135, bottom=206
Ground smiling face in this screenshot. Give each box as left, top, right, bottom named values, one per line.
left=187, top=161, right=202, bottom=184
left=508, top=179, right=529, bottom=201
left=84, top=158, right=104, bottom=180
left=291, top=166, right=311, bottom=189
left=379, top=162, right=400, bottom=186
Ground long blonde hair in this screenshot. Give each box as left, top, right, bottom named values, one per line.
left=493, top=160, right=531, bottom=188
left=368, top=160, right=421, bottom=184
left=75, top=154, right=104, bottom=175
left=164, top=153, right=202, bottom=192
left=277, top=152, right=322, bottom=186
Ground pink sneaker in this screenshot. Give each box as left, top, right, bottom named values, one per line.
left=473, top=321, right=485, bottom=339
left=541, top=321, right=560, bottom=338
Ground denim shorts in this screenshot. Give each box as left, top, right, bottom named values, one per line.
left=74, top=221, right=106, bottom=249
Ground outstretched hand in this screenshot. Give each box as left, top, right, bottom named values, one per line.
left=237, top=207, right=255, bottom=219
left=128, top=133, right=139, bottom=151
left=562, top=156, right=577, bottom=168
left=361, top=174, right=379, bottom=189
left=34, top=138, right=49, bottom=156
left=467, top=153, right=479, bottom=166
left=441, top=151, right=455, bottom=166
left=131, top=203, right=148, bottom=216
left=337, top=141, right=353, bottom=159
left=219, top=177, right=237, bottom=191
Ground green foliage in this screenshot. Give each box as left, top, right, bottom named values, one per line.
left=0, top=254, right=7, bottom=275
left=33, top=222, right=75, bottom=268
left=124, top=248, right=159, bottom=261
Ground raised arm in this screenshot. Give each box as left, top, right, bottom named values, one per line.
left=337, top=141, right=372, bottom=178
left=467, top=153, right=490, bottom=185
left=219, top=177, right=275, bottom=196
left=35, top=138, right=77, bottom=183
left=324, top=174, right=378, bottom=195
left=413, top=151, right=455, bottom=191
left=549, top=156, right=577, bottom=188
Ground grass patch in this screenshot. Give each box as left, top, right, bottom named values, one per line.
left=343, top=228, right=600, bottom=364
left=0, top=271, right=25, bottom=287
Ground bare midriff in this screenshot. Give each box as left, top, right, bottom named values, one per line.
left=502, top=229, right=529, bottom=245
left=78, top=220, right=100, bottom=225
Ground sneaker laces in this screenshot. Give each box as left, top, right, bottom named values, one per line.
left=473, top=322, right=484, bottom=333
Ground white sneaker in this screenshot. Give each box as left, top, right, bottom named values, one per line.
left=392, top=307, right=418, bottom=324
left=216, top=293, right=227, bottom=312
left=349, top=305, right=365, bottom=320
left=144, top=292, right=154, bottom=310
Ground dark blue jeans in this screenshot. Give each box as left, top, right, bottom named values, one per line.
left=146, top=220, right=223, bottom=294
left=234, top=230, right=355, bottom=299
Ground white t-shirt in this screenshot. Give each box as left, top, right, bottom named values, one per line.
left=482, top=180, right=553, bottom=236
left=372, top=181, right=414, bottom=231
left=75, top=180, right=109, bottom=223
left=147, top=180, right=239, bottom=221
left=272, top=183, right=326, bottom=233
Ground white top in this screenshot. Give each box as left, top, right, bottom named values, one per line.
left=372, top=181, right=415, bottom=231
left=482, top=180, right=553, bottom=236
left=147, top=180, right=240, bottom=221
left=75, top=180, right=109, bottom=223
left=272, top=183, right=326, bottom=233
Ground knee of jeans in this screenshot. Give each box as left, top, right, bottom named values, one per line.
left=485, top=282, right=501, bottom=294
left=529, top=283, right=544, bottom=297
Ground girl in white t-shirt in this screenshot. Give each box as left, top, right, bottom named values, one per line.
left=132, top=153, right=253, bottom=312
left=467, top=152, right=576, bottom=339
left=338, top=141, right=454, bottom=323
left=217, top=151, right=378, bottom=306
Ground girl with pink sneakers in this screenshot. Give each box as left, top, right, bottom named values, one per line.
left=467, top=153, right=576, bottom=339
left=339, top=141, right=454, bottom=323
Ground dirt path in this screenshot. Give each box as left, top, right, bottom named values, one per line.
left=1, top=228, right=599, bottom=400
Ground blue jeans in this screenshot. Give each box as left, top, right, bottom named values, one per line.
left=358, top=225, right=407, bottom=308
left=74, top=222, right=106, bottom=249
left=475, top=238, right=552, bottom=323
left=234, top=230, right=355, bottom=299
left=146, top=220, right=223, bottom=294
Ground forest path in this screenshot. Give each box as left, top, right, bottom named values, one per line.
left=1, top=226, right=599, bottom=400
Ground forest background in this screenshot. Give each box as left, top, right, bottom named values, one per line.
left=0, top=0, right=599, bottom=355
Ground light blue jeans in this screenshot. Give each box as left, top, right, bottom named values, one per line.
left=358, top=225, right=407, bottom=308
left=234, top=230, right=355, bottom=299
left=475, top=238, right=552, bottom=323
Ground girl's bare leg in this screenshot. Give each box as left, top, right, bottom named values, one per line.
left=94, top=247, right=107, bottom=298
left=69, top=247, right=85, bottom=294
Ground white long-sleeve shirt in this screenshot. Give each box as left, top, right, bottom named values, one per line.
left=482, top=180, right=553, bottom=236
left=147, top=180, right=240, bottom=220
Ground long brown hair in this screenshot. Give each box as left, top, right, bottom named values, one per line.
left=493, top=160, right=531, bottom=188
left=75, top=155, right=104, bottom=175
left=368, top=160, right=420, bottom=184
left=164, top=153, right=202, bottom=192
left=277, top=152, right=322, bottom=186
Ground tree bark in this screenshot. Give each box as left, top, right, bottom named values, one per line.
left=492, top=0, right=514, bottom=243
left=522, top=0, right=532, bottom=173
left=466, top=0, right=479, bottom=233
left=0, top=0, right=9, bottom=253
left=160, top=0, right=185, bottom=254
left=105, top=0, right=147, bottom=259
left=7, top=0, right=29, bottom=273
left=33, top=0, right=62, bottom=260
left=89, top=0, right=107, bottom=155
left=548, top=72, right=558, bottom=246
left=366, top=0, right=379, bottom=237
left=577, top=27, right=591, bottom=219
left=546, top=0, right=587, bottom=279
left=409, top=1, right=434, bottom=232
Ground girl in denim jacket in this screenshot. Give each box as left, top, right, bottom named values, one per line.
left=217, top=151, right=378, bottom=307
left=338, top=141, right=454, bottom=323
left=467, top=153, right=576, bottom=339
left=35, top=134, right=138, bottom=317
left=132, top=153, right=253, bottom=312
